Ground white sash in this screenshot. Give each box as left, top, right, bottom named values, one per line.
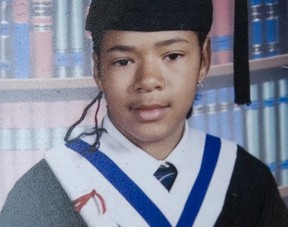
left=45, top=130, right=237, bottom=226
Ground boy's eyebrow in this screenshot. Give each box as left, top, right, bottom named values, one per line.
left=106, top=45, right=135, bottom=53
left=105, top=38, right=190, bottom=53
left=154, top=38, right=190, bottom=48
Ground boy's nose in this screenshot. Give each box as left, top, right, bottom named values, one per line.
left=134, top=61, right=165, bottom=93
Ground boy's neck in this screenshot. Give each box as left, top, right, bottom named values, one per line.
left=105, top=117, right=186, bottom=160
left=127, top=123, right=185, bottom=160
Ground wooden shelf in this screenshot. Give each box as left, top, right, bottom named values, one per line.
left=0, top=77, right=96, bottom=90
left=0, top=54, right=287, bottom=94
left=208, top=54, right=288, bottom=77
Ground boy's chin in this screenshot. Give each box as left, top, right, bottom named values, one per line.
left=125, top=124, right=181, bottom=145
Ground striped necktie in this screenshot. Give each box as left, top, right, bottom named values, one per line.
left=154, top=162, right=178, bottom=191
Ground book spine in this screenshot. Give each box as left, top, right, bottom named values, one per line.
left=278, top=0, right=288, bottom=54
left=31, top=0, right=53, bottom=78
left=31, top=102, right=51, bottom=150
left=208, top=3, right=217, bottom=65
left=278, top=78, right=288, bottom=185
left=232, top=102, right=245, bottom=146
left=262, top=80, right=277, bottom=174
left=264, top=0, right=280, bottom=57
left=245, top=83, right=261, bottom=158
left=226, top=86, right=245, bottom=146
left=217, top=87, right=233, bottom=141
left=54, top=0, right=70, bottom=78
left=0, top=103, right=14, bottom=151
left=210, top=0, right=234, bottom=64
left=12, top=0, right=30, bottom=79
left=188, top=93, right=206, bottom=131
left=205, top=89, right=219, bottom=136
left=0, top=0, right=11, bottom=79
left=71, top=0, right=85, bottom=77
left=50, top=101, right=68, bottom=148
left=84, top=0, right=93, bottom=76
left=13, top=102, right=32, bottom=151
left=286, top=0, right=288, bottom=54
left=249, top=0, right=265, bottom=59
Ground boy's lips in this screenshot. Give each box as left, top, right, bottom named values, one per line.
left=130, top=103, right=169, bottom=122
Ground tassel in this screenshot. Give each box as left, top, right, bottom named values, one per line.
left=233, top=0, right=251, bottom=105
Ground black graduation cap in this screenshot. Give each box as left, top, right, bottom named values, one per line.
left=86, top=0, right=251, bottom=105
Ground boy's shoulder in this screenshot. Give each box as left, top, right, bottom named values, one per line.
left=216, top=144, right=288, bottom=226
left=0, top=158, right=87, bottom=227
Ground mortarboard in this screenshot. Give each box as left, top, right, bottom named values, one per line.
left=86, top=0, right=251, bottom=105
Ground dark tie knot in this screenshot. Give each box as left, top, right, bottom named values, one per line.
left=154, top=162, right=178, bottom=191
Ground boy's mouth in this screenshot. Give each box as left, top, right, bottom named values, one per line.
left=130, top=104, right=169, bottom=122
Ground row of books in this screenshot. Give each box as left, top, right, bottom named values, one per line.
left=0, top=0, right=287, bottom=79
left=0, top=0, right=93, bottom=79
left=248, top=78, right=288, bottom=186
left=189, top=76, right=288, bottom=186
left=248, top=0, right=287, bottom=59
left=210, top=0, right=288, bottom=64
left=209, top=0, right=235, bottom=65
left=0, top=99, right=107, bottom=150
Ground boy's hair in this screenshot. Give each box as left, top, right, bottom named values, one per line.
left=64, top=92, right=106, bottom=150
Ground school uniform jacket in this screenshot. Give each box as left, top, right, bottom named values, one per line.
left=1, top=119, right=287, bottom=227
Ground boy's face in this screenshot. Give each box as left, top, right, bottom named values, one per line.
left=94, top=30, right=210, bottom=152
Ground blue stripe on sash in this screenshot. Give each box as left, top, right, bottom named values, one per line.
left=66, top=134, right=221, bottom=226
left=66, top=140, right=171, bottom=227
left=177, top=134, right=221, bottom=226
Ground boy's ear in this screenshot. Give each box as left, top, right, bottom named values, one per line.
left=198, top=37, right=211, bottom=83
left=92, top=53, right=104, bottom=91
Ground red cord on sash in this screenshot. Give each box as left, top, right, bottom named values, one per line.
left=73, top=189, right=106, bottom=214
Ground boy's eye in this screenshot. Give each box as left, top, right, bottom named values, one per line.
left=113, top=59, right=132, bottom=66
left=164, top=53, right=183, bottom=61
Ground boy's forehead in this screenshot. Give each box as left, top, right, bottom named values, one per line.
left=100, top=30, right=199, bottom=51
left=86, top=0, right=212, bottom=34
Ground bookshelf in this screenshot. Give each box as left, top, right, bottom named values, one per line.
left=209, top=54, right=288, bottom=76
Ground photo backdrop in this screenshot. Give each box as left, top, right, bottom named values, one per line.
left=0, top=0, right=288, bottom=209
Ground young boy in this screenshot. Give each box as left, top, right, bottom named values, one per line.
left=1, top=0, right=287, bottom=226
